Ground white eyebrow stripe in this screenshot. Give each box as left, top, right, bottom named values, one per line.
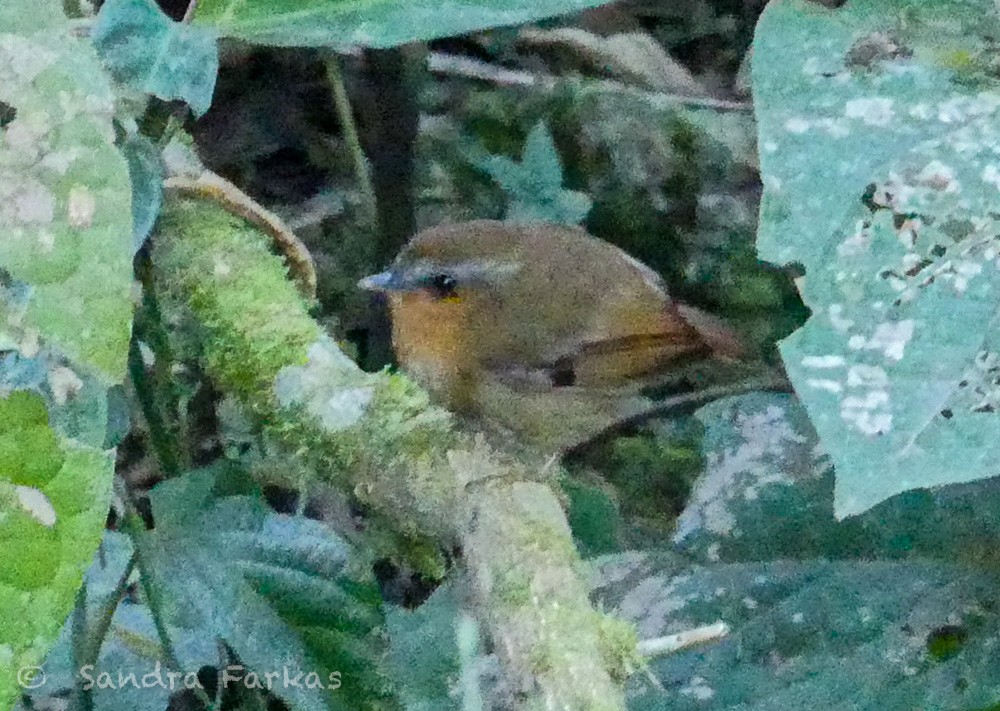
left=409, top=259, right=522, bottom=283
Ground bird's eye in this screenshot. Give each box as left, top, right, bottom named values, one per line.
left=428, top=274, right=458, bottom=300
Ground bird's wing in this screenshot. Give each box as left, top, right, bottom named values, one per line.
left=475, top=298, right=743, bottom=451
left=674, top=303, right=744, bottom=359
left=480, top=330, right=706, bottom=395
left=553, top=331, right=710, bottom=388
left=473, top=371, right=657, bottom=452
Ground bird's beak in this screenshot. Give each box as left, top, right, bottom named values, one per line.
left=357, top=270, right=402, bottom=292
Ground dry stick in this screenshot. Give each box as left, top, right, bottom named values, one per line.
left=425, top=52, right=754, bottom=112
left=165, top=173, right=318, bottom=301
left=324, top=55, right=376, bottom=218
left=637, top=622, right=730, bottom=658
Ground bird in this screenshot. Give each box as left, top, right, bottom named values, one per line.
left=359, top=220, right=743, bottom=452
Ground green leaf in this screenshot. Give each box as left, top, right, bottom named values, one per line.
left=385, top=584, right=461, bottom=711
left=0, top=1, right=135, bottom=381
left=682, top=393, right=1000, bottom=566
left=752, top=0, right=1000, bottom=517
left=138, top=469, right=390, bottom=711
left=593, top=554, right=1000, bottom=710
left=562, top=476, right=623, bottom=558
left=93, top=0, right=219, bottom=117
left=192, top=0, right=618, bottom=49
left=481, top=121, right=592, bottom=225
left=120, top=131, right=164, bottom=253
left=678, top=393, right=840, bottom=561
left=0, top=436, right=113, bottom=709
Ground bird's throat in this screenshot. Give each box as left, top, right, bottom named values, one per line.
left=389, top=292, right=478, bottom=411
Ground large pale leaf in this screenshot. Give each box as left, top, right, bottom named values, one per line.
left=753, top=0, right=1000, bottom=517
left=1, top=1, right=127, bottom=705
left=192, top=0, right=618, bottom=49
left=0, top=0, right=134, bottom=381
left=592, top=554, right=1000, bottom=710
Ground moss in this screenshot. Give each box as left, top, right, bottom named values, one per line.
left=492, top=567, right=534, bottom=607
left=926, top=624, right=968, bottom=661
left=154, top=199, right=320, bottom=410
left=594, top=614, right=640, bottom=682
left=516, top=517, right=580, bottom=562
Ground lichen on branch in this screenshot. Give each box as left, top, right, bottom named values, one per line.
left=151, top=194, right=632, bottom=710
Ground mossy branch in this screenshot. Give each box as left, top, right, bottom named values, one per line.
left=151, top=195, right=631, bottom=711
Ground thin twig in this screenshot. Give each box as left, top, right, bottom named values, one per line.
left=324, top=55, right=377, bottom=219
left=84, top=553, right=139, bottom=665
left=128, top=336, right=182, bottom=478
left=136, top=252, right=191, bottom=472
left=119, top=515, right=182, bottom=671
left=164, top=172, right=318, bottom=301
left=426, top=52, right=753, bottom=112
left=181, top=0, right=198, bottom=23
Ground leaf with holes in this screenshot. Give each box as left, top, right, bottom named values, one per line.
left=1, top=2, right=128, bottom=705
left=593, top=553, right=1000, bottom=710
left=753, top=0, right=1000, bottom=517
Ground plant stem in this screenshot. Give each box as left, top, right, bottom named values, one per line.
left=358, top=46, right=421, bottom=370
left=69, top=548, right=138, bottom=711
left=324, top=55, right=376, bottom=220
left=137, top=251, right=190, bottom=470
left=362, top=46, right=419, bottom=262
left=119, top=514, right=183, bottom=671
left=71, top=584, right=94, bottom=711
left=128, top=336, right=182, bottom=478
left=157, top=113, right=185, bottom=149
left=85, top=553, right=138, bottom=664
left=121, top=512, right=217, bottom=710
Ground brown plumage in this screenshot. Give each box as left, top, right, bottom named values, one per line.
left=360, top=220, right=741, bottom=451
